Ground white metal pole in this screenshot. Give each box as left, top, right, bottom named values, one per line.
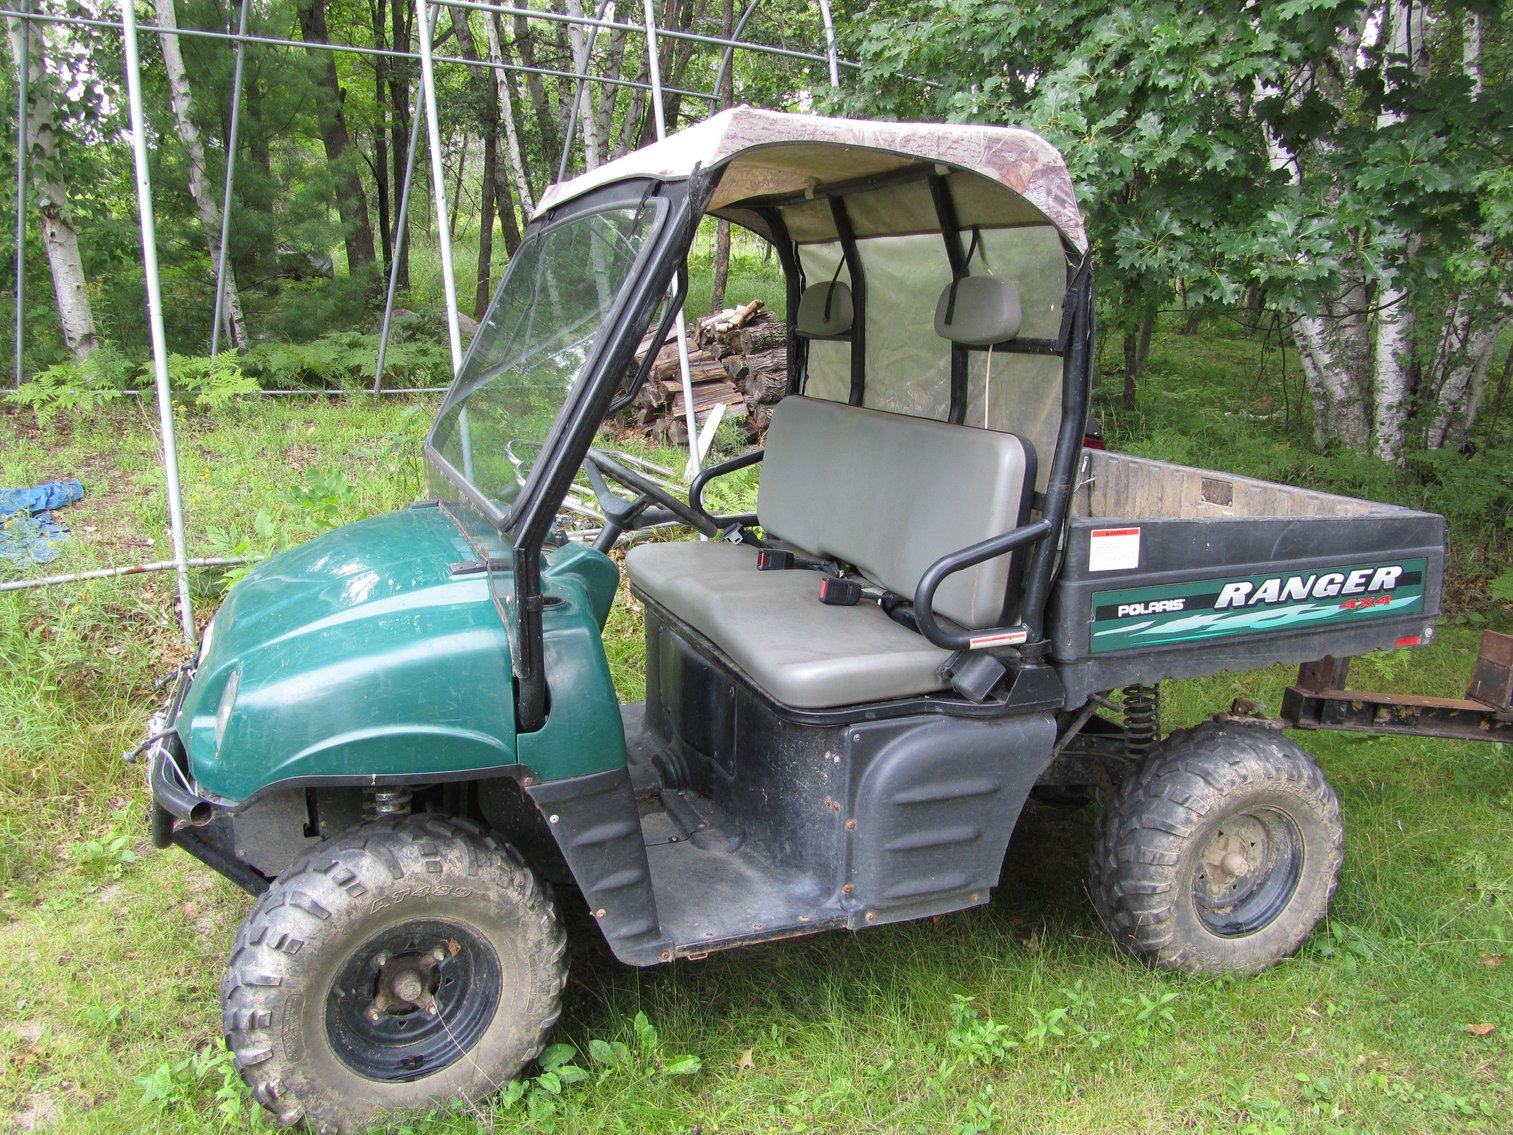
left=817, top=0, right=840, bottom=89
left=12, top=0, right=30, bottom=388
left=642, top=0, right=700, bottom=479
left=416, top=0, right=463, bottom=373
left=121, top=0, right=197, bottom=645
left=374, top=86, right=428, bottom=392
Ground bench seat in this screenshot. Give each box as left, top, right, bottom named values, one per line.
left=625, top=542, right=954, bottom=708
left=622, top=396, right=1036, bottom=711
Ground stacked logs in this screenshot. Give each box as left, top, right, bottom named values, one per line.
left=627, top=299, right=788, bottom=445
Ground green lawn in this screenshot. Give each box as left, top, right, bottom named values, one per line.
left=1, top=350, right=1509, bottom=1133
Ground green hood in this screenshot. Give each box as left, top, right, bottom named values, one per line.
left=179, top=507, right=515, bottom=800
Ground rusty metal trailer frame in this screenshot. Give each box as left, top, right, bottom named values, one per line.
left=1282, top=631, right=1513, bottom=744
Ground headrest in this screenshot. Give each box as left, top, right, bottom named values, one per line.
left=795, top=281, right=854, bottom=339
left=934, top=277, right=1022, bottom=346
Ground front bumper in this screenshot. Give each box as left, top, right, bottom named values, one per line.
left=140, top=666, right=270, bottom=895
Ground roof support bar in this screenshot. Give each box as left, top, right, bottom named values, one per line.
left=929, top=173, right=971, bottom=425
left=827, top=197, right=866, bottom=406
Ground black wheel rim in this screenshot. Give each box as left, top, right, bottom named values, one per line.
left=325, top=919, right=502, bottom=1083
left=1191, top=806, right=1304, bottom=938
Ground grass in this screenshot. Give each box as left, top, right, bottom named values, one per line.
left=1, top=324, right=1511, bottom=1134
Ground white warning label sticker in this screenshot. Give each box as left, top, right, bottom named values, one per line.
left=1089, top=527, right=1140, bottom=572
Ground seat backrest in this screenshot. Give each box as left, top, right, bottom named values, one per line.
left=794, top=281, right=854, bottom=339
left=757, top=396, right=1036, bottom=628
left=935, top=276, right=1022, bottom=346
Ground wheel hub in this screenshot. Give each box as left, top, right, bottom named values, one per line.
left=1195, top=815, right=1268, bottom=900
left=1191, top=807, right=1305, bottom=938
left=326, top=920, right=502, bottom=1083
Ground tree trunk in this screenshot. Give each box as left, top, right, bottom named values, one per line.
left=388, top=0, right=412, bottom=289
left=591, top=19, right=629, bottom=165
left=1371, top=285, right=1413, bottom=462
left=370, top=0, right=392, bottom=274
left=154, top=0, right=248, bottom=350
left=448, top=131, right=468, bottom=239
left=1479, top=339, right=1512, bottom=449
left=5, top=12, right=97, bottom=359
left=513, top=11, right=560, bottom=164
left=495, top=168, right=522, bottom=256
left=1135, top=308, right=1156, bottom=374
left=561, top=0, right=600, bottom=172
left=1424, top=302, right=1505, bottom=452
left=1121, top=331, right=1139, bottom=411
left=1293, top=281, right=1372, bottom=451
left=485, top=13, right=537, bottom=216
left=296, top=0, right=376, bottom=274
left=234, top=65, right=272, bottom=284
left=616, top=51, right=649, bottom=159
left=449, top=5, right=498, bottom=314
left=709, top=0, right=733, bottom=313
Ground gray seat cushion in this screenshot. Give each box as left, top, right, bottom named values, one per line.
left=625, top=542, right=953, bottom=709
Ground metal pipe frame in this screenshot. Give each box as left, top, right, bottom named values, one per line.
left=7, top=0, right=864, bottom=603
left=417, top=0, right=464, bottom=373
left=120, top=0, right=197, bottom=645
left=374, top=85, right=430, bottom=392
left=10, top=0, right=29, bottom=389
left=209, top=0, right=251, bottom=356
left=9, top=8, right=710, bottom=100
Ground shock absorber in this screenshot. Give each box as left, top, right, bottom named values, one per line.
left=1121, top=683, right=1161, bottom=759
left=365, top=786, right=414, bottom=820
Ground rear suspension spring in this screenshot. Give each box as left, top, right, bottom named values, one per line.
left=1121, top=684, right=1162, bottom=758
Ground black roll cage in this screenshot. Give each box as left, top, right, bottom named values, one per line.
left=427, top=152, right=1093, bottom=731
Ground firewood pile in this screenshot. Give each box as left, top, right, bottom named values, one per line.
left=625, top=299, right=788, bottom=446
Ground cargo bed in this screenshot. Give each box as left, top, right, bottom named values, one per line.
left=1048, top=450, right=1446, bottom=705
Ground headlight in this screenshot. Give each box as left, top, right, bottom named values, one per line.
left=214, top=669, right=240, bottom=750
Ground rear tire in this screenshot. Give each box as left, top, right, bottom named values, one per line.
left=221, top=815, right=566, bottom=1132
left=1090, top=721, right=1343, bottom=975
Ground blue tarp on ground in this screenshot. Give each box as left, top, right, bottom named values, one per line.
left=0, top=479, right=86, bottom=566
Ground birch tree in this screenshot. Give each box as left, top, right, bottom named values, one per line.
left=843, top=0, right=1511, bottom=457
left=152, top=0, right=248, bottom=350
left=5, top=5, right=98, bottom=359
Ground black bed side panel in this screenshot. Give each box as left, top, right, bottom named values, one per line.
left=1049, top=512, right=1446, bottom=705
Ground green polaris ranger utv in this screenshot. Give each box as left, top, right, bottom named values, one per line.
left=144, top=109, right=1451, bottom=1131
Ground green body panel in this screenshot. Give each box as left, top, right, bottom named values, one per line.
left=177, top=508, right=627, bottom=801
left=521, top=541, right=629, bottom=779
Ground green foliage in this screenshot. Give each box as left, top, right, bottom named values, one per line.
left=840, top=0, right=1511, bottom=443
left=165, top=353, right=262, bottom=408
left=485, top=1012, right=701, bottom=1129
left=241, top=332, right=451, bottom=391
left=136, top=1041, right=260, bottom=1127
left=69, top=831, right=138, bottom=880
left=7, top=349, right=257, bottom=419
left=7, top=346, right=136, bottom=420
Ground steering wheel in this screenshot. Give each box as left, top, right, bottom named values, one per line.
left=583, top=448, right=720, bottom=551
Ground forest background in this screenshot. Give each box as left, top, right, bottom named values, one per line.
left=1, top=3, right=1511, bottom=1133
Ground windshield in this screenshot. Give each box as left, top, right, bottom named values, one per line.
left=429, top=201, right=661, bottom=519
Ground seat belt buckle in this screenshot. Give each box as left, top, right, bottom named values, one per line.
left=720, top=523, right=745, bottom=544
left=818, top=577, right=863, bottom=606
left=757, top=549, right=795, bottom=571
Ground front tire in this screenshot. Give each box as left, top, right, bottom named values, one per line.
left=1090, top=721, right=1343, bottom=975
left=221, top=815, right=567, bottom=1132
